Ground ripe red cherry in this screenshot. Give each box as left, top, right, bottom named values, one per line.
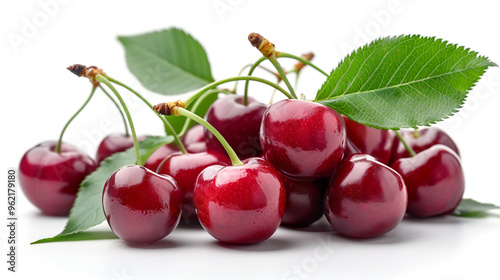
left=96, top=134, right=148, bottom=164
left=324, top=154, right=407, bottom=238
left=204, top=95, right=267, bottom=159
left=19, top=141, right=97, bottom=216
left=102, top=165, right=183, bottom=243
left=194, top=157, right=286, bottom=244
left=280, top=175, right=327, bottom=228
left=343, top=116, right=396, bottom=165
left=144, top=144, right=179, bottom=172
left=390, top=145, right=464, bottom=218
left=391, top=128, right=459, bottom=163
left=157, top=151, right=230, bottom=224
left=260, top=99, right=346, bottom=180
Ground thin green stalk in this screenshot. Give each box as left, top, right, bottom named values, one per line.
left=183, top=76, right=292, bottom=107
left=279, top=52, right=329, bottom=77
left=105, top=75, right=187, bottom=154
left=99, top=85, right=129, bottom=137
left=294, top=72, right=300, bottom=92
left=56, top=85, right=96, bottom=153
left=177, top=108, right=243, bottom=166
left=269, top=88, right=278, bottom=105
left=95, top=74, right=141, bottom=165
left=232, top=63, right=280, bottom=94
left=267, top=55, right=297, bottom=99
left=395, top=130, right=416, bottom=157
left=243, top=56, right=267, bottom=105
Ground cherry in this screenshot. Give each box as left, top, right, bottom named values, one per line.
left=194, top=157, right=286, bottom=244
left=185, top=142, right=207, bottom=153
left=96, top=133, right=148, bottom=164
left=260, top=99, right=346, bottom=180
left=324, top=154, right=407, bottom=238
left=204, top=95, right=267, bottom=159
left=157, top=151, right=231, bottom=224
left=19, top=141, right=97, bottom=216
left=391, top=128, right=459, bottom=163
left=280, top=175, right=327, bottom=228
left=390, top=145, right=464, bottom=218
left=183, top=124, right=207, bottom=153
left=102, top=165, right=183, bottom=243
left=182, top=124, right=205, bottom=146
left=144, top=144, right=179, bottom=172
left=343, top=116, right=396, bottom=165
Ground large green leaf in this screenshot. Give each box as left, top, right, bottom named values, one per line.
left=32, top=136, right=174, bottom=244
left=118, top=28, right=214, bottom=95
left=315, top=35, right=496, bottom=129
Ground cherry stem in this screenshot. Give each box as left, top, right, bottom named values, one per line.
left=278, top=52, right=329, bottom=77
left=177, top=107, right=243, bottom=166
left=178, top=89, right=233, bottom=137
left=267, top=55, right=297, bottom=99
left=98, top=85, right=130, bottom=137
left=294, top=72, right=301, bottom=92
left=243, top=57, right=267, bottom=105
left=95, top=74, right=142, bottom=165
left=395, top=130, right=416, bottom=157
left=56, top=85, right=96, bottom=154
left=183, top=76, right=292, bottom=107
left=233, top=62, right=280, bottom=98
left=105, top=75, right=187, bottom=154
left=269, top=88, right=278, bottom=105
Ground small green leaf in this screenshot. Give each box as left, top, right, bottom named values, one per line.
left=32, top=136, right=174, bottom=244
left=118, top=28, right=214, bottom=95
left=315, top=35, right=497, bottom=129
left=32, top=231, right=118, bottom=244
left=164, top=90, right=219, bottom=135
left=452, top=198, right=500, bottom=218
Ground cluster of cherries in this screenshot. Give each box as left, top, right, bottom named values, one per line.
left=19, top=92, right=464, bottom=244
left=18, top=33, right=465, bottom=245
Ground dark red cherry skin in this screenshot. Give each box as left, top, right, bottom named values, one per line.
left=144, top=144, right=179, bottom=172
left=390, top=145, right=464, bottom=218
left=391, top=128, right=459, bottom=163
left=280, top=175, right=327, bottom=228
left=102, top=165, right=183, bottom=244
left=343, top=116, right=396, bottom=165
left=157, top=152, right=231, bottom=224
left=260, top=99, right=346, bottom=180
left=204, top=95, right=267, bottom=159
left=324, top=154, right=407, bottom=238
left=19, top=141, right=97, bottom=216
left=194, top=157, right=286, bottom=244
left=182, top=124, right=205, bottom=146
left=96, top=134, right=148, bottom=164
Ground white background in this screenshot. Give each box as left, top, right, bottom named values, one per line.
left=1, top=0, right=500, bottom=279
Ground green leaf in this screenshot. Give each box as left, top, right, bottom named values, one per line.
left=315, top=35, right=497, bottom=129
left=32, top=136, right=174, bottom=244
left=32, top=231, right=118, bottom=244
left=452, top=198, right=500, bottom=218
left=118, top=28, right=214, bottom=95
